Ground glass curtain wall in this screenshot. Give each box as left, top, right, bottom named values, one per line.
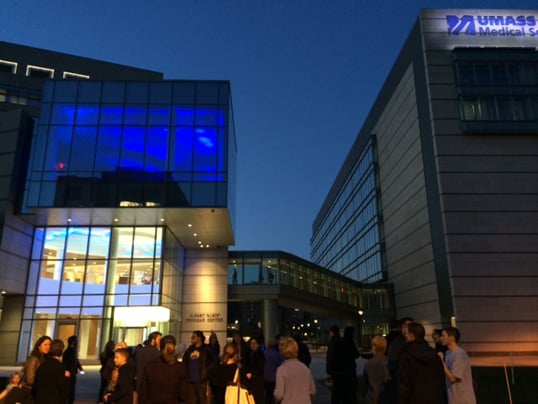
left=18, top=226, right=173, bottom=361
left=311, top=139, right=383, bottom=282
left=23, top=80, right=232, bottom=212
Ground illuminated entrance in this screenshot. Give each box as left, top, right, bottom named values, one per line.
left=18, top=226, right=181, bottom=361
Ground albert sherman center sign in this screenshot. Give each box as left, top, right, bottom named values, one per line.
left=185, top=312, right=224, bottom=324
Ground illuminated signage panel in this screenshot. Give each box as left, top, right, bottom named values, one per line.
left=421, top=9, right=538, bottom=49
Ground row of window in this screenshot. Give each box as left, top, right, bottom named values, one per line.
left=316, top=201, right=381, bottom=282
left=460, top=95, right=538, bottom=121
left=25, top=179, right=228, bottom=208
left=30, top=125, right=227, bottom=174
left=454, top=61, right=538, bottom=86
left=43, top=80, right=230, bottom=105
left=228, top=254, right=392, bottom=310
left=453, top=54, right=538, bottom=123
left=42, top=104, right=227, bottom=126
left=0, top=58, right=89, bottom=79
left=311, top=145, right=375, bottom=254
left=312, top=173, right=377, bottom=264
left=0, top=85, right=41, bottom=107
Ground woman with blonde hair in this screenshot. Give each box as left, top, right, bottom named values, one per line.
left=364, top=335, right=390, bottom=404
left=274, top=337, right=316, bottom=403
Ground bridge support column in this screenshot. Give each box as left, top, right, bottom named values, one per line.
left=261, top=299, right=278, bottom=345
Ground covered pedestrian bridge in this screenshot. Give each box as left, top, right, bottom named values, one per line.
left=227, top=251, right=394, bottom=346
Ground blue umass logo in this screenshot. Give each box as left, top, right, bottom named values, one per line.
left=446, top=14, right=538, bottom=37
left=446, top=15, right=476, bottom=35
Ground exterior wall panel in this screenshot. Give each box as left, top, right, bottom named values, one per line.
left=374, top=64, right=442, bottom=325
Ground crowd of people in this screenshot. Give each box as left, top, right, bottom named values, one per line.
left=2, top=330, right=315, bottom=404
left=326, top=319, right=476, bottom=404
left=1, top=319, right=475, bottom=404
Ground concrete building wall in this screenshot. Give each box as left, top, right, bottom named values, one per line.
left=180, top=248, right=228, bottom=348
left=421, top=10, right=538, bottom=353
left=374, top=64, right=443, bottom=328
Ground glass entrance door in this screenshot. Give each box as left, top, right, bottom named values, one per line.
left=57, top=322, right=77, bottom=345
left=115, top=327, right=146, bottom=347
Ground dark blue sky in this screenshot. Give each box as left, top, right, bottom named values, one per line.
left=3, top=0, right=536, bottom=260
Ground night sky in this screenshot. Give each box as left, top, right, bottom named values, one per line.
left=3, top=0, right=536, bottom=260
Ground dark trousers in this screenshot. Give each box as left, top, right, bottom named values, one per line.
left=185, top=381, right=209, bottom=404
left=67, top=375, right=77, bottom=404
left=332, top=373, right=357, bottom=404
left=264, top=381, right=276, bottom=404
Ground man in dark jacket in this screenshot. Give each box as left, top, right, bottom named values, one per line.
left=332, top=326, right=359, bottom=404
left=135, top=331, right=162, bottom=393
left=397, top=322, right=445, bottom=404
left=326, top=325, right=341, bottom=404
left=182, top=330, right=217, bottom=404
left=62, top=335, right=84, bottom=404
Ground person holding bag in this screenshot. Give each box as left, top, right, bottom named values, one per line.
left=224, top=364, right=254, bottom=404
left=209, top=343, right=250, bottom=404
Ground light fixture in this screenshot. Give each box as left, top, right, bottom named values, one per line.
left=67, top=218, right=72, bottom=223
left=193, top=233, right=197, bottom=237
left=160, top=218, right=165, bottom=222
left=188, top=224, right=192, bottom=227
left=113, top=218, right=119, bottom=222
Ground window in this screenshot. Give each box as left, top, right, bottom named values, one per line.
left=453, top=49, right=538, bottom=125
left=0, top=59, right=17, bottom=74
left=26, top=65, right=55, bottom=78
left=63, top=71, right=90, bottom=79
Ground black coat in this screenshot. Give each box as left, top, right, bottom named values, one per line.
left=138, top=354, right=187, bottom=404
left=245, top=349, right=265, bottom=404
left=33, top=357, right=70, bottom=404
left=332, top=336, right=359, bottom=375
left=396, top=341, right=445, bottom=404
left=208, top=363, right=238, bottom=404
left=107, top=364, right=134, bottom=404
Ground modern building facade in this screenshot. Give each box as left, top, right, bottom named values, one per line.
left=0, top=41, right=394, bottom=364
left=0, top=42, right=236, bottom=363
left=312, top=9, right=538, bottom=354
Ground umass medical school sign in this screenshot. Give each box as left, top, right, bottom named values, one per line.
left=446, top=13, right=538, bottom=37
